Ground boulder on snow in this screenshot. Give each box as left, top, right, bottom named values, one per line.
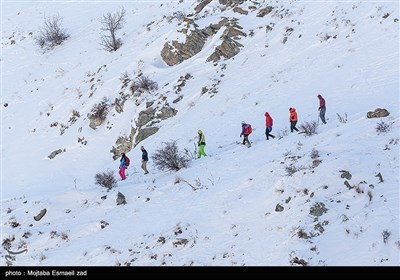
left=137, top=107, right=156, bottom=127
left=195, top=0, right=212, bottom=13
left=110, top=127, right=136, bottom=160
left=257, top=6, right=274, bottom=17
left=116, top=192, right=126, bottom=205
left=233, top=7, right=248, bottom=15
left=157, top=106, right=178, bottom=120
left=339, top=170, right=352, bottom=180
left=48, top=149, right=63, bottom=159
left=367, top=108, right=389, bottom=118
left=275, top=204, right=284, bottom=212
left=135, top=127, right=159, bottom=147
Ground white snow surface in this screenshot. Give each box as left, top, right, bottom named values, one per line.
left=1, top=0, right=399, bottom=266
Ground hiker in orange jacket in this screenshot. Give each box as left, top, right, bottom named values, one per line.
left=289, top=108, right=299, bottom=132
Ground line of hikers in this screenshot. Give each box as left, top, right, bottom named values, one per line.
left=118, top=94, right=326, bottom=180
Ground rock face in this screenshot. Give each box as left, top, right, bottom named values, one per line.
left=157, top=106, right=178, bottom=120
left=110, top=127, right=136, bottom=160
left=137, top=108, right=156, bottom=127
left=219, top=0, right=245, bottom=6
left=135, top=127, right=159, bottom=147
left=161, top=18, right=246, bottom=66
left=233, top=7, right=248, bottom=15
left=367, top=108, right=390, bottom=118
left=195, top=0, right=212, bottom=13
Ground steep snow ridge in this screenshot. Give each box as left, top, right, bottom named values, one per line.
left=1, top=1, right=399, bottom=266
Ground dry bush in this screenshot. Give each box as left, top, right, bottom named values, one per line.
left=151, top=140, right=190, bottom=171
left=376, top=121, right=391, bottom=134
left=337, top=112, right=348, bottom=123
left=285, top=165, right=305, bottom=176
left=90, top=97, right=110, bottom=122
left=35, top=15, right=69, bottom=50
left=95, top=170, right=118, bottom=190
left=132, top=76, right=158, bottom=94
left=382, top=230, right=390, bottom=243
left=299, top=121, right=318, bottom=136
left=310, top=148, right=319, bottom=159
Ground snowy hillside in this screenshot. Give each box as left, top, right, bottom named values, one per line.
left=1, top=0, right=399, bottom=266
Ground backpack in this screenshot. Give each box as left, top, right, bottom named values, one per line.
left=245, top=124, right=252, bottom=135
left=125, top=156, right=130, bottom=167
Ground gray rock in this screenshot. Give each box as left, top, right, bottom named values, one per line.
left=344, top=180, right=353, bottom=189
left=367, top=108, right=389, bottom=118
left=135, top=127, right=159, bottom=147
left=48, top=149, right=63, bottom=159
left=375, top=172, right=384, bottom=183
left=233, top=7, right=248, bottom=15
left=195, top=0, right=212, bottom=13
left=309, top=202, right=328, bottom=217
left=114, top=98, right=124, bottom=113
left=275, top=204, right=284, bottom=212
left=88, top=116, right=104, bottom=130
left=146, top=101, right=154, bottom=108
left=257, top=6, right=274, bottom=17
left=207, top=38, right=242, bottom=62
left=110, top=126, right=136, bottom=160
left=157, top=106, right=178, bottom=120
left=339, top=170, right=352, bottom=180
left=219, top=0, right=245, bottom=7
left=137, top=108, right=156, bottom=127
left=116, top=192, right=126, bottom=205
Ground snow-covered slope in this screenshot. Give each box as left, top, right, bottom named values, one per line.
left=1, top=0, right=399, bottom=266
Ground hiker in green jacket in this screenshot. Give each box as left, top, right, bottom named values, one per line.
left=197, top=130, right=207, bottom=159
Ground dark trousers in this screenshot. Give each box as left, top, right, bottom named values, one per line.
left=319, top=107, right=326, bottom=124
left=290, top=121, right=299, bottom=132
left=265, top=127, right=275, bottom=140
left=242, top=135, right=251, bottom=146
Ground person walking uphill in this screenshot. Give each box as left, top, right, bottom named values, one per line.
left=119, top=153, right=129, bottom=180
left=264, top=112, right=275, bottom=140
left=240, top=121, right=252, bottom=147
left=141, top=146, right=149, bottom=174
left=289, top=108, right=299, bottom=132
left=318, top=94, right=327, bottom=124
left=197, top=130, right=207, bottom=158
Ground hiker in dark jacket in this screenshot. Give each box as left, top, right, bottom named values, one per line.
left=289, top=108, right=299, bottom=132
left=264, top=112, right=275, bottom=140
left=119, top=153, right=127, bottom=180
left=141, top=146, right=149, bottom=174
left=240, top=121, right=252, bottom=147
left=318, top=94, right=327, bottom=124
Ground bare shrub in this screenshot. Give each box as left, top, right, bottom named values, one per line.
left=99, top=7, right=126, bottom=52
left=290, top=256, right=308, bottom=266
left=376, top=121, right=391, bottom=134
left=337, top=112, right=348, bottom=123
left=132, top=76, right=158, bottom=94
left=9, top=217, right=20, bottom=228
left=151, top=140, right=190, bottom=171
left=299, top=121, right=318, bottom=136
left=382, top=230, right=390, bottom=243
left=367, top=190, right=373, bottom=202
left=285, top=165, right=305, bottom=176
left=35, top=15, right=69, bottom=50
left=90, top=97, right=110, bottom=122
left=2, top=235, right=15, bottom=250
left=277, top=128, right=289, bottom=139
left=310, top=148, right=319, bottom=159
left=95, top=170, right=118, bottom=190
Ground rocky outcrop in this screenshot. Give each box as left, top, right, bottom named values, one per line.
left=339, top=170, right=352, bottom=180
left=161, top=29, right=208, bottom=66
left=219, top=0, right=245, bottom=7
left=367, top=108, right=390, bottom=118
left=135, top=127, right=159, bottom=147
left=161, top=18, right=246, bottom=66
left=137, top=107, right=156, bottom=127
left=195, top=0, right=212, bottom=13
left=233, top=7, right=248, bottom=15
left=110, top=127, right=136, bottom=160
left=157, top=106, right=178, bottom=120
left=88, top=115, right=104, bottom=130
left=257, top=6, right=274, bottom=17
left=275, top=204, right=284, bottom=212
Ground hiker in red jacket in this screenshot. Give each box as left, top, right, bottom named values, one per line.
left=317, top=94, right=327, bottom=124
left=289, top=108, right=299, bottom=132
left=264, top=112, right=275, bottom=140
